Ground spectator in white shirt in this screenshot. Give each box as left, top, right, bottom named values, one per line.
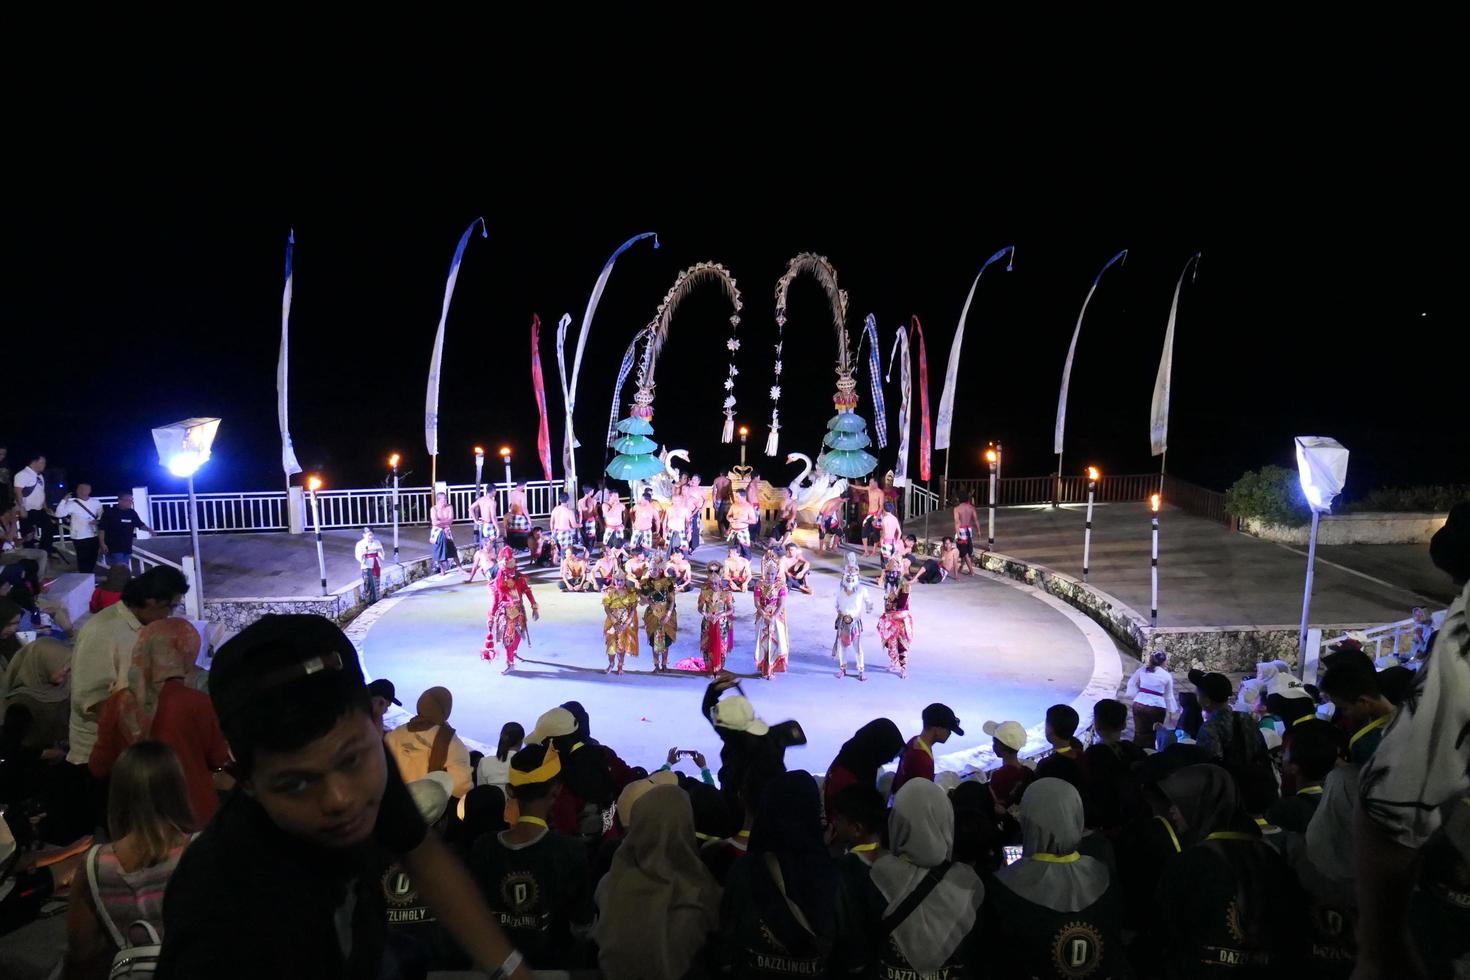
left=12, top=454, right=57, bottom=558
left=55, top=483, right=104, bottom=573
left=1125, top=650, right=1180, bottom=748
left=476, top=722, right=525, bottom=792
left=354, top=527, right=387, bottom=604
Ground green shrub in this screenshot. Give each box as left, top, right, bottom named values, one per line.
left=1225, top=466, right=1311, bottom=527
left=1346, top=486, right=1470, bottom=514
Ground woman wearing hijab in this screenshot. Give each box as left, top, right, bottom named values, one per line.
left=1155, top=764, right=1306, bottom=977
left=984, top=778, right=1128, bottom=979
left=2, top=636, right=71, bottom=749
left=837, top=778, right=984, bottom=978
left=718, top=769, right=837, bottom=978
left=385, top=686, right=474, bottom=798
left=90, top=617, right=231, bottom=824
left=0, top=595, right=25, bottom=684
left=596, top=784, right=723, bottom=979
left=823, top=718, right=905, bottom=819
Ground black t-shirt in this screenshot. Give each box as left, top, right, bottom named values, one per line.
left=470, top=825, right=594, bottom=970
left=982, top=872, right=1128, bottom=980
left=156, top=745, right=427, bottom=979
left=834, top=853, right=983, bottom=980
left=718, top=855, right=831, bottom=979
left=99, top=506, right=146, bottom=551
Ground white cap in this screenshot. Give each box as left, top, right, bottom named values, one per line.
left=710, top=695, right=769, bottom=736
left=527, top=706, right=578, bottom=745
left=982, top=720, right=1028, bottom=752
left=407, top=771, right=455, bottom=825
left=1267, top=673, right=1313, bottom=702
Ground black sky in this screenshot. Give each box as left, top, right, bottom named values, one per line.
left=5, top=35, right=1461, bottom=499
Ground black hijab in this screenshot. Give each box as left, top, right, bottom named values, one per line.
left=831, top=718, right=905, bottom=790
left=748, top=769, right=837, bottom=953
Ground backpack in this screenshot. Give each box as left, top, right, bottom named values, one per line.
left=85, top=845, right=162, bottom=977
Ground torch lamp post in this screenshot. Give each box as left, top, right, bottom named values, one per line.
left=388, top=454, right=401, bottom=563
left=473, top=446, right=486, bottom=547
left=499, top=445, right=513, bottom=490
left=985, top=446, right=998, bottom=550
left=738, top=425, right=749, bottom=467
left=307, top=475, right=328, bottom=597
left=1083, top=466, right=1100, bottom=582
left=1149, top=492, right=1161, bottom=627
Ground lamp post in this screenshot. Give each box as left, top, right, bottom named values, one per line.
left=1295, top=436, right=1350, bottom=660
left=499, top=446, right=513, bottom=490
left=150, top=418, right=220, bottom=615
left=473, top=446, right=485, bottom=547
left=307, top=475, right=328, bottom=596
left=388, top=454, right=401, bottom=563
left=1150, top=492, right=1161, bottom=627
left=985, top=446, right=998, bottom=550
left=738, top=425, right=749, bottom=467
left=1083, top=466, right=1100, bottom=582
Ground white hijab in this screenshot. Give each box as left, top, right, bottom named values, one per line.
left=994, top=777, right=1110, bottom=913
left=870, top=779, right=982, bottom=970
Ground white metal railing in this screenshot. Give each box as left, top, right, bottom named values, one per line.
left=150, top=491, right=290, bottom=534
left=1320, top=610, right=1447, bottom=663
left=904, top=483, right=941, bottom=518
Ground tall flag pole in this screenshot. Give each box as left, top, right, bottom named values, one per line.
left=1151, top=253, right=1202, bottom=492
left=1053, top=249, right=1127, bottom=504
left=277, top=229, right=303, bottom=491
left=424, top=217, right=487, bottom=489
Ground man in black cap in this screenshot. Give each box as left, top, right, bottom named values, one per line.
left=368, top=678, right=401, bottom=732
left=1189, top=668, right=1268, bottom=775
left=156, top=614, right=528, bottom=980
left=892, top=702, right=962, bottom=796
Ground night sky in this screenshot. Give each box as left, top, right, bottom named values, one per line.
left=7, top=46, right=1460, bottom=501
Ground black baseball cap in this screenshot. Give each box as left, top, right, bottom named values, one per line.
left=1188, top=669, right=1233, bottom=704
left=210, top=614, right=365, bottom=728
left=367, top=678, right=402, bottom=706
left=921, top=702, right=964, bottom=736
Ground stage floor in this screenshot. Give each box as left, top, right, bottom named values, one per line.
left=350, top=544, right=1124, bottom=776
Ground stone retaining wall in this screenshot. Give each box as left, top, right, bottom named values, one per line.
left=1243, top=512, right=1448, bottom=546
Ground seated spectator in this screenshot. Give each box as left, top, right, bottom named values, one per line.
left=0, top=596, right=24, bottom=672
left=595, top=783, right=722, bottom=980
left=829, top=784, right=888, bottom=864
left=88, top=566, right=130, bottom=615
left=90, top=618, right=230, bottom=825
left=984, top=778, right=1128, bottom=978
left=451, top=784, right=508, bottom=854
left=1266, top=719, right=1342, bottom=834
left=66, top=741, right=193, bottom=980
left=0, top=805, right=90, bottom=939
left=3, top=637, right=70, bottom=751
left=385, top=686, right=474, bottom=799
left=561, top=699, right=637, bottom=792
left=983, top=718, right=1035, bottom=809
left=1034, top=703, right=1085, bottom=787
left=528, top=706, right=616, bottom=838
left=1082, top=698, right=1146, bottom=832
left=366, top=677, right=401, bottom=732
left=379, top=771, right=469, bottom=978
left=893, top=702, right=963, bottom=796
left=476, top=721, right=523, bottom=793
left=702, top=758, right=780, bottom=885
left=822, top=717, right=904, bottom=819
left=838, top=779, right=983, bottom=978
left=472, top=742, right=595, bottom=970
left=1156, top=764, right=1306, bottom=975
left=950, top=779, right=1017, bottom=872
left=156, top=615, right=523, bottom=978
left=718, top=770, right=836, bottom=978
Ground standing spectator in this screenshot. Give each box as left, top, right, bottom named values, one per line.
left=1188, top=669, right=1271, bottom=788
left=982, top=719, right=1036, bottom=809
left=13, top=454, right=57, bottom=558
left=65, top=741, right=194, bottom=980
left=88, top=566, right=129, bottom=615
left=1, top=502, right=49, bottom=589
left=354, top=527, right=386, bottom=605
left=1082, top=698, right=1148, bottom=832
left=595, top=783, right=722, bottom=980
left=1034, top=704, right=1086, bottom=788
left=893, top=703, right=963, bottom=796
left=2, top=636, right=71, bottom=750
left=701, top=674, right=803, bottom=823
left=385, top=686, right=473, bottom=799
left=1266, top=719, right=1342, bottom=833
left=984, top=778, right=1129, bottom=978
left=97, top=492, right=153, bottom=570
left=472, top=742, right=595, bottom=970
left=476, top=721, right=524, bottom=793
left=89, top=618, right=230, bottom=826
left=66, top=567, right=188, bottom=835
left=1126, top=650, right=1180, bottom=748
left=56, top=483, right=103, bottom=573
left=718, top=769, right=836, bottom=978
left=156, top=614, right=527, bottom=979
left=822, top=717, right=904, bottom=818
left=839, top=779, right=984, bottom=979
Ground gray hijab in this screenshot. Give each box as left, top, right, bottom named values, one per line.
left=994, top=777, right=1110, bottom=913
left=870, top=779, right=982, bottom=969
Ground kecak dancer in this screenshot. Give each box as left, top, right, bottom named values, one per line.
left=833, top=554, right=873, bottom=681
left=470, top=485, right=500, bottom=550
left=640, top=553, right=679, bottom=672
left=668, top=547, right=694, bottom=592
left=666, top=490, right=691, bottom=554
left=505, top=481, right=531, bottom=549
left=548, top=492, right=578, bottom=563
left=723, top=544, right=752, bottom=593
left=578, top=486, right=600, bottom=552
left=593, top=547, right=624, bottom=591
left=482, top=546, right=540, bottom=673
left=697, top=562, right=734, bottom=675
left=601, top=567, right=640, bottom=674
left=601, top=492, right=626, bottom=552
left=559, top=544, right=595, bottom=592
left=629, top=488, right=660, bottom=552
left=953, top=493, right=979, bottom=575
left=683, top=475, right=704, bottom=551
left=817, top=496, right=844, bottom=554
left=752, top=555, right=789, bottom=680
left=877, top=587, right=915, bottom=679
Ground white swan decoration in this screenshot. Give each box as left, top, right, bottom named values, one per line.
left=786, top=452, right=849, bottom=522
left=633, top=448, right=690, bottom=503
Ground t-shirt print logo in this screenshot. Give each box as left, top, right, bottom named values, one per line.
left=1051, top=921, right=1104, bottom=978
left=500, top=870, right=540, bottom=913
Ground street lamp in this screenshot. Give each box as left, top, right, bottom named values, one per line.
left=307, top=475, right=328, bottom=596
left=984, top=446, right=999, bottom=550
left=1150, top=492, right=1161, bottom=627
left=1082, top=466, right=1100, bottom=582
left=473, top=447, right=486, bottom=548
left=388, top=453, right=401, bottom=563
left=1295, top=436, right=1350, bottom=658
left=150, top=417, right=219, bottom=614
left=738, top=425, right=749, bottom=467
left=499, top=446, right=513, bottom=489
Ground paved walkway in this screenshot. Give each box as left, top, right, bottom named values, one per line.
left=948, top=503, right=1448, bottom=627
